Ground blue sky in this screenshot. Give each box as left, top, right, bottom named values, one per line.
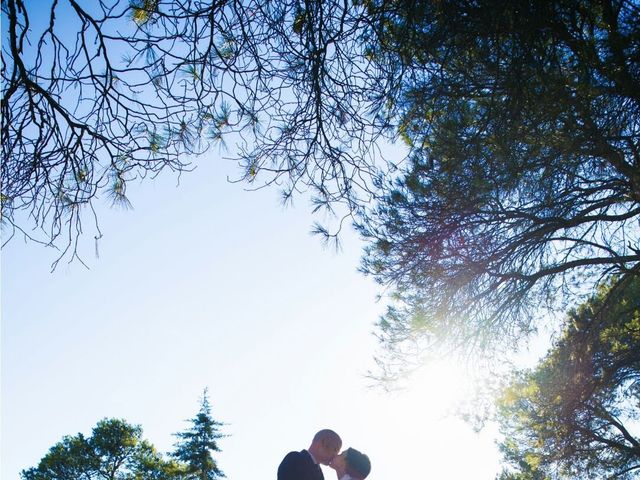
left=2, top=1, right=509, bottom=477
left=2, top=148, right=504, bottom=479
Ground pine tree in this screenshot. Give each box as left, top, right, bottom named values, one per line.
left=173, top=389, right=226, bottom=480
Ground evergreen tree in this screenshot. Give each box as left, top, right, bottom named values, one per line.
left=173, top=389, right=226, bottom=480
left=495, top=275, right=640, bottom=479
left=358, top=0, right=640, bottom=367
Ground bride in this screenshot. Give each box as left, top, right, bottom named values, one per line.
left=329, top=448, right=371, bottom=480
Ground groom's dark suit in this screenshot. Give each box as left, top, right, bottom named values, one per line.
left=278, top=449, right=324, bottom=480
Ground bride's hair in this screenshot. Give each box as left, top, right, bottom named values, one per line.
left=344, top=448, right=371, bottom=480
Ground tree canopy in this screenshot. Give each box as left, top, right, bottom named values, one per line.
left=3, top=0, right=639, bottom=362
left=20, top=393, right=227, bottom=480
left=1, top=0, right=387, bottom=263
left=495, top=275, right=640, bottom=479
left=20, top=418, right=186, bottom=480
left=358, top=0, right=640, bottom=365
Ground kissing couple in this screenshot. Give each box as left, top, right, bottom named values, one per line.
left=278, top=429, right=371, bottom=480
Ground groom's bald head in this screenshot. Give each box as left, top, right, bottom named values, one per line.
left=309, top=429, right=342, bottom=465
left=313, top=429, right=341, bottom=444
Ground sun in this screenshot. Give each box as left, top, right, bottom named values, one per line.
left=403, top=359, right=475, bottom=416
left=354, top=357, right=500, bottom=479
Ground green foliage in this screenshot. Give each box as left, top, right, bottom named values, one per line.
left=130, top=0, right=159, bottom=26
left=20, top=418, right=185, bottom=480
left=495, top=276, right=640, bottom=479
left=293, top=9, right=306, bottom=35
left=359, top=0, right=640, bottom=364
left=173, top=389, right=226, bottom=480
left=18, top=394, right=227, bottom=480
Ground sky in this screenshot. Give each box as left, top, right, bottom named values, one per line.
left=1, top=2, right=514, bottom=478
left=2, top=146, right=505, bottom=479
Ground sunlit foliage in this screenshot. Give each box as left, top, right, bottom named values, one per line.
left=495, top=276, right=640, bottom=479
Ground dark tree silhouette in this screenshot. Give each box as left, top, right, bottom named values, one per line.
left=1, top=0, right=389, bottom=266
left=357, top=0, right=640, bottom=369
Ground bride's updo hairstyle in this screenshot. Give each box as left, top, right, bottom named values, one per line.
left=344, top=447, right=371, bottom=480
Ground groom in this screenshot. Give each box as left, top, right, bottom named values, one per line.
left=278, top=429, right=342, bottom=480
